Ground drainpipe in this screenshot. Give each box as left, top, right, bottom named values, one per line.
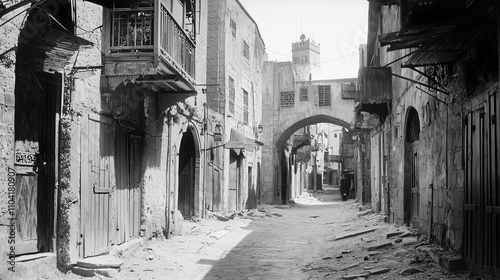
left=202, top=103, right=208, bottom=218
left=165, top=115, right=173, bottom=238
left=429, top=182, right=434, bottom=242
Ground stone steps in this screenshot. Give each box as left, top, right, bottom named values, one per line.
left=72, top=255, right=123, bottom=278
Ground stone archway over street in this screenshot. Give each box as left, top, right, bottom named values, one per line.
left=260, top=61, right=357, bottom=204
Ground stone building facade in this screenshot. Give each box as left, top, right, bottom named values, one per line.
left=206, top=0, right=266, bottom=213
left=261, top=56, right=359, bottom=204
left=361, top=1, right=499, bottom=278
left=0, top=0, right=211, bottom=273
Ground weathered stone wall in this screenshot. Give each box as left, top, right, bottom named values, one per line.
left=57, top=1, right=104, bottom=267
left=0, top=0, right=24, bottom=273
left=261, top=61, right=278, bottom=204
left=261, top=60, right=360, bottom=204
left=206, top=0, right=225, bottom=114
left=141, top=95, right=168, bottom=238
left=142, top=0, right=208, bottom=238
left=376, top=3, right=467, bottom=253
left=206, top=0, right=264, bottom=212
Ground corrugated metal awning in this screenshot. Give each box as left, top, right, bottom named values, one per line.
left=379, top=15, right=487, bottom=68
left=292, top=134, right=311, bottom=147
left=358, top=67, right=392, bottom=103
left=230, top=129, right=249, bottom=143
left=25, top=27, right=93, bottom=73
left=226, top=129, right=262, bottom=155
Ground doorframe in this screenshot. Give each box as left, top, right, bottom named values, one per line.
left=175, top=124, right=201, bottom=217
left=403, top=106, right=421, bottom=227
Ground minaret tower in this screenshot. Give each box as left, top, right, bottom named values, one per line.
left=291, top=34, right=321, bottom=81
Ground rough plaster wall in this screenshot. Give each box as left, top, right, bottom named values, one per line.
left=57, top=115, right=81, bottom=267
left=72, top=1, right=104, bottom=113
left=261, top=62, right=277, bottom=204
left=169, top=123, right=183, bottom=234
left=445, top=100, right=465, bottom=251
left=58, top=1, right=103, bottom=266
left=0, top=1, right=23, bottom=270
left=141, top=94, right=167, bottom=238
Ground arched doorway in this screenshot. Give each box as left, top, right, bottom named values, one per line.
left=274, top=116, right=352, bottom=204
left=404, top=107, right=420, bottom=226
left=178, top=129, right=196, bottom=217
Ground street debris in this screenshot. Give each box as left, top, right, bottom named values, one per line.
left=334, top=226, right=379, bottom=241
left=366, top=241, right=393, bottom=251
left=400, top=267, right=422, bottom=276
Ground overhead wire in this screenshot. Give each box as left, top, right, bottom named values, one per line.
left=0, top=0, right=47, bottom=29
left=266, top=48, right=358, bottom=64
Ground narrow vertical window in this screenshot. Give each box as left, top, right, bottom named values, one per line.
left=230, top=18, right=237, bottom=38
left=229, top=76, right=235, bottom=113
left=243, top=41, right=249, bottom=59
left=318, top=85, right=331, bottom=106
left=299, top=87, right=308, bottom=101
left=243, top=89, right=249, bottom=124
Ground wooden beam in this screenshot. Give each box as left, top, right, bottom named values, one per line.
left=0, top=0, right=38, bottom=19
left=392, top=73, right=449, bottom=94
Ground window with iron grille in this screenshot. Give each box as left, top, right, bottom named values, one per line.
left=299, top=87, right=308, bottom=101
left=281, top=91, right=295, bottom=107
left=243, top=41, right=249, bottom=59
left=318, top=85, right=331, bottom=106
left=112, top=9, right=154, bottom=49
left=229, top=76, right=235, bottom=113
left=230, top=18, right=236, bottom=38
left=243, top=89, right=249, bottom=124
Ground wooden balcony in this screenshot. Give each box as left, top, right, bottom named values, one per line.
left=104, top=0, right=196, bottom=93
left=357, top=67, right=392, bottom=103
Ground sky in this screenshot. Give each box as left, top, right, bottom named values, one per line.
left=238, top=0, right=369, bottom=79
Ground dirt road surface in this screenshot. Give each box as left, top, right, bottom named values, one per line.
left=10, top=187, right=480, bottom=280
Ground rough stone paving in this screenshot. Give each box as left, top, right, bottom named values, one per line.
left=13, top=188, right=481, bottom=280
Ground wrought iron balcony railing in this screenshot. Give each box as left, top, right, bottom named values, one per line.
left=158, top=4, right=195, bottom=79
left=109, top=1, right=195, bottom=84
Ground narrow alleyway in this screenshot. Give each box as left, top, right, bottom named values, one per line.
left=18, top=186, right=479, bottom=280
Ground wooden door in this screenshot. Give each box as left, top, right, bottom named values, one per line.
left=129, top=135, right=142, bottom=238
left=464, top=92, right=499, bottom=277
left=404, top=143, right=411, bottom=226
left=178, top=157, right=194, bottom=217
left=115, top=126, right=142, bottom=244
left=410, top=142, right=420, bottom=226
left=14, top=71, right=59, bottom=254
left=228, top=156, right=239, bottom=212
left=465, top=105, right=486, bottom=267
left=212, top=168, right=222, bottom=211
left=207, top=165, right=222, bottom=212
left=246, top=166, right=255, bottom=210
left=488, top=92, right=499, bottom=276
left=81, top=113, right=112, bottom=257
